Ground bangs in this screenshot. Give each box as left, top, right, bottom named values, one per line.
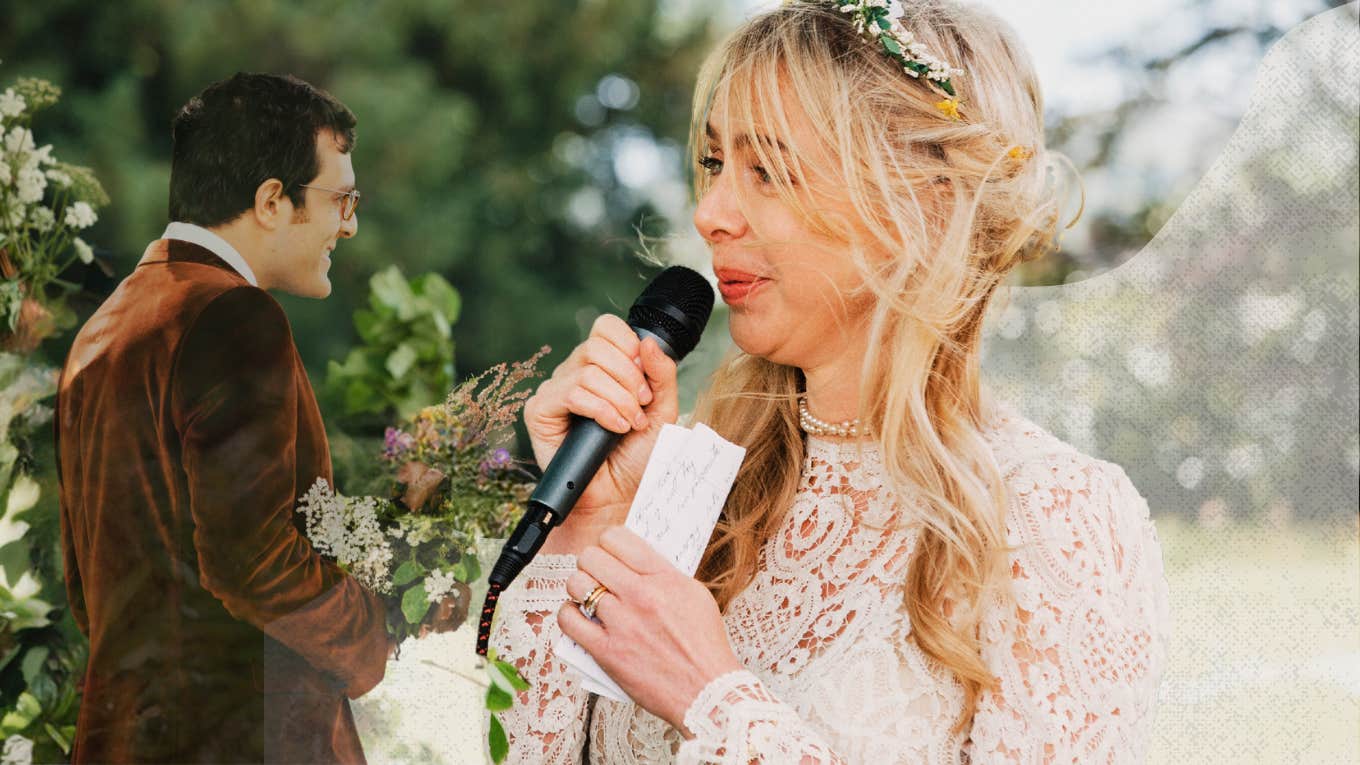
left=689, top=12, right=838, bottom=211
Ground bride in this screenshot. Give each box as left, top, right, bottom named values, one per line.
left=492, top=1, right=1170, bottom=761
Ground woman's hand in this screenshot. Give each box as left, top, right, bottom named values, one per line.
left=558, top=526, right=744, bottom=736
left=523, top=315, right=679, bottom=546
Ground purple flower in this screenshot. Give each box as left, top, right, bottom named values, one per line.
left=383, top=427, right=416, bottom=460
left=479, top=448, right=513, bottom=475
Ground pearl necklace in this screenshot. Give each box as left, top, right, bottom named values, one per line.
left=798, top=398, right=864, bottom=438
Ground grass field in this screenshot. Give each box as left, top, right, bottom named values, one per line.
left=1148, top=517, right=1360, bottom=764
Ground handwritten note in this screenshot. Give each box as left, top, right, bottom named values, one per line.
left=554, top=423, right=745, bottom=702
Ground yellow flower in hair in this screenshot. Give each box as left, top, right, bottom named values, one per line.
left=1008, top=145, right=1034, bottom=161
left=934, top=97, right=962, bottom=121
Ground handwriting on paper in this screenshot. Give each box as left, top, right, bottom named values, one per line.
left=555, top=423, right=746, bottom=702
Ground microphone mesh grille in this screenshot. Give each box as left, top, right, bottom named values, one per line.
left=627, top=266, right=714, bottom=358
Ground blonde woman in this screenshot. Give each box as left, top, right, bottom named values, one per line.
left=493, top=1, right=1170, bottom=762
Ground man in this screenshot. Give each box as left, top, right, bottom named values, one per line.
left=56, top=73, right=388, bottom=763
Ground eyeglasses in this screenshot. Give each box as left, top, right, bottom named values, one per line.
left=299, top=184, right=361, bottom=220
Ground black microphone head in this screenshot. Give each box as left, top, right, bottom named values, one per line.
left=627, top=266, right=714, bottom=360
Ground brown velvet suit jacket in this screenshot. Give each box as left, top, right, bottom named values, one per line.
left=56, top=239, right=388, bottom=763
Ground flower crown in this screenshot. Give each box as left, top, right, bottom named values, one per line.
left=834, top=0, right=965, bottom=120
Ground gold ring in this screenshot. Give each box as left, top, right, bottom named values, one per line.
left=580, top=583, right=609, bottom=620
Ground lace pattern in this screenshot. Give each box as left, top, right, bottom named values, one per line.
left=491, top=554, right=591, bottom=764
left=491, top=403, right=1170, bottom=764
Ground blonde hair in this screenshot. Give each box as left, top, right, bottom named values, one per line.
left=689, top=0, right=1078, bottom=732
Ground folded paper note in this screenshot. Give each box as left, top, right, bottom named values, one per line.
left=555, top=422, right=746, bottom=702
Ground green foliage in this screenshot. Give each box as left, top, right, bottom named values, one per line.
left=1, top=358, right=81, bottom=765
left=488, top=657, right=530, bottom=693
left=391, top=559, right=425, bottom=588
left=482, top=647, right=528, bottom=764
left=0, top=631, right=83, bottom=762
left=323, top=266, right=461, bottom=429
left=306, top=346, right=548, bottom=656
left=0, top=0, right=719, bottom=382
left=399, top=581, right=431, bottom=625
left=487, top=714, right=508, bottom=763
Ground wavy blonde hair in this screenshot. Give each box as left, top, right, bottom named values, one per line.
left=689, top=0, right=1078, bottom=731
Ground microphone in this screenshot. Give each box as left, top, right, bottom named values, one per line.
left=486, top=266, right=714, bottom=593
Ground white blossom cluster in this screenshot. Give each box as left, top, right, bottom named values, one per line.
left=1, top=735, right=32, bottom=765
left=0, top=84, right=99, bottom=276
left=3, top=127, right=51, bottom=207
left=0, top=89, right=24, bottom=119
left=423, top=568, right=460, bottom=604
left=297, top=478, right=395, bottom=593
left=64, top=201, right=96, bottom=229
left=837, top=0, right=964, bottom=83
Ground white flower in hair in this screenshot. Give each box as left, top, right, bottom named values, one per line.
left=834, top=0, right=964, bottom=114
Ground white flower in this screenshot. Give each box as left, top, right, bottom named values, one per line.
left=45, top=168, right=70, bottom=187
left=296, top=478, right=394, bottom=593
left=65, top=201, right=97, bottom=229
left=4, top=127, right=34, bottom=155
left=28, top=144, right=54, bottom=167
left=0, top=159, right=11, bottom=186
left=28, top=205, right=54, bottom=232
left=423, top=569, right=460, bottom=603
left=4, top=205, right=25, bottom=228
left=0, top=89, right=24, bottom=119
left=2, top=735, right=33, bottom=765
left=16, top=165, right=45, bottom=204
left=73, top=237, right=93, bottom=263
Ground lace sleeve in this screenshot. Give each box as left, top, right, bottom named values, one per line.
left=677, top=670, right=849, bottom=765
left=489, top=554, right=593, bottom=764
left=968, top=455, right=1172, bottom=764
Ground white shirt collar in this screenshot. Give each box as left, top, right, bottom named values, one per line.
left=161, top=222, right=259, bottom=287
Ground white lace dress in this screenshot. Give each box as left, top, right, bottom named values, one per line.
left=490, top=404, right=1171, bottom=763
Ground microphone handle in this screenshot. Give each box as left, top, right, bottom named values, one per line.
left=528, top=324, right=678, bottom=520
left=487, top=325, right=681, bottom=590
left=528, top=417, right=622, bottom=519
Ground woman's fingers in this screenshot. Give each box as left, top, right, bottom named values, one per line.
left=598, top=525, right=671, bottom=575
left=546, top=319, right=654, bottom=432
left=558, top=598, right=608, bottom=650
left=566, top=570, right=599, bottom=603
left=577, top=543, right=641, bottom=599
left=563, top=571, right=623, bottom=624
left=638, top=337, right=679, bottom=423
left=586, top=315, right=653, bottom=396
left=576, top=365, right=648, bottom=432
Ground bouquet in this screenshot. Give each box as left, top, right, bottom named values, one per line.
left=0, top=77, right=107, bottom=352
left=296, top=347, right=549, bottom=762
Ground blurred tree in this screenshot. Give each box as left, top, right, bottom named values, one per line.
left=0, top=0, right=719, bottom=383
left=1019, top=0, right=1349, bottom=286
